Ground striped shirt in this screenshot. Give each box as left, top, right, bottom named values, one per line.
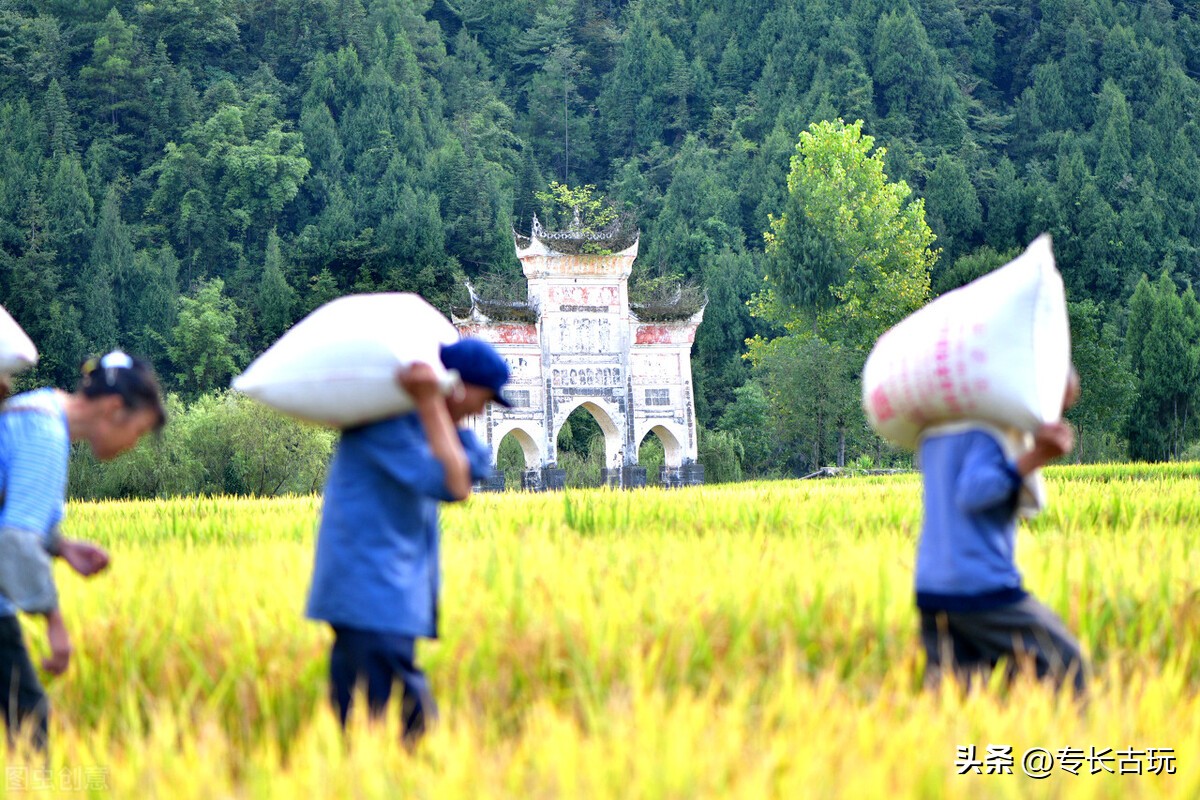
left=0, top=389, right=70, bottom=618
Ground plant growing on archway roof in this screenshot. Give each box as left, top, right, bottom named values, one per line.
left=533, top=182, right=631, bottom=255
left=536, top=181, right=616, bottom=231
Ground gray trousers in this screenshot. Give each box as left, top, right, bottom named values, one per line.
left=920, top=596, right=1087, bottom=696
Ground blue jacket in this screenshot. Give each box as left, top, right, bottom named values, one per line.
left=306, top=413, right=492, bottom=637
left=915, top=427, right=1028, bottom=612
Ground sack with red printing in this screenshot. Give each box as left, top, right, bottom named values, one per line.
left=233, top=293, right=461, bottom=428
left=861, top=234, right=1071, bottom=450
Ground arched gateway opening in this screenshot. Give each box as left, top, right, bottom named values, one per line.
left=637, top=424, right=685, bottom=486
left=495, top=427, right=540, bottom=490
left=555, top=401, right=624, bottom=488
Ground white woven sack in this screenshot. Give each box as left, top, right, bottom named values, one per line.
left=862, top=234, right=1070, bottom=450
left=233, top=293, right=461, bottom=428
left=0, top=304, right=37, bottom=376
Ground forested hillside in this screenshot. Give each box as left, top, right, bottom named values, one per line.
left=1, top=0, right=1198, bottom=489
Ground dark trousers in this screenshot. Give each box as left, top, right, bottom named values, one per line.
left=0, top=615, right=48, bottom=750
left=920, top=596, right=1087, bottom=696
left=329, top=625, right=436, bottom=742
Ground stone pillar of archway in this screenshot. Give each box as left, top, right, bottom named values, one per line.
left=629, top=317, right=705, bottom=487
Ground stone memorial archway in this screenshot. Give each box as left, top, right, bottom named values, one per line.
left=454, top=216, right=705, bottom=489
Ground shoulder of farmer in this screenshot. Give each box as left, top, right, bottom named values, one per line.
left=0, top=389, right=67, bottom=442
left=348, top=413, right=428, bottom=454
left=923, top=423, right=1007, bottom=459
left=947, top=424, right=1024, bottom=514
left=919, top=424, right=994, bottom=467
left=345, top=413, right=458, bottom=496
left=923, top=423, right=1017, bottom=491
left=952, top=425, right=1016, bottom=474
left=0, top=390, right=70, bottom=528
left=0, top=388, right=70, bottom=482
left=962, top=427, right=1008, bottom=458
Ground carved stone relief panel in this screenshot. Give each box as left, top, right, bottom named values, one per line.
left=630, top=352, right=681, bottom=383
left=553, top=316, right=614, bottom=353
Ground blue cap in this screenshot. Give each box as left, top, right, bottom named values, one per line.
left=440, top=339, right=512, bottom=407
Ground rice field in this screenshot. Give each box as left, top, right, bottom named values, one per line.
left=6, top=464, right=1200, bottom=798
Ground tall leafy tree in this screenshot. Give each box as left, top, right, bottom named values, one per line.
left=717, top=381, right=775, bottom=477
left=984, top=157, right=1026, bottom=252
left=753, top=118, right=935, bottom=348
left=124, top=245, right=180, bottom=362
left=436, top=134, right=516, bottom=275
left=750, top=334, right=862, bottom=471
left=871, top=8, right=965, bottom=147
left=80, top=183, right=130, bottom=352
left=135, top=0, right=241, bottom=62
left=256, top=229, right=296, bottom=348
left=77, top=8, right=150, bottom=165
left=0, top=7, right=64, bottom=101
left=924, top=153, right=981, bottom=267
left=802, top=17, right=874, bottom=127
left=597, top=3, right=687, bottom=159
left=523, top=41, right=596, bottom=185
left=1125, top=272, right=1197, bottom=461
left=42, top=152, right=94, bottom=277
left=3, top=191, right=82, bottom=386
left=692, top=246, right=760, bottom=424
left=1095, top=79, right=1133, bottom=202
left=0, top=100, right=45, bottom=251
left=168, top=277, right=244, bottom=398
left=1068, top=300, right=1135, bottom=461
left=749, top=118, right=935, bottom=469
left=43, top=78, right=76, bottom=156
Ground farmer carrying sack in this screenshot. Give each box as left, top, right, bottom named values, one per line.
left=862, top=234, right=1071, bottom=450
left=233, top=293, right=462, bottom=428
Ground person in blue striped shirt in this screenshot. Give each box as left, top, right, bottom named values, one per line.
left=0, top=351, right=166, bottom=750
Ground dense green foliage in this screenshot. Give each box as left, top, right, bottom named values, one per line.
left=3, top=0, right=1200, bottom=487
left=69, top=391, right=334, bottom=498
